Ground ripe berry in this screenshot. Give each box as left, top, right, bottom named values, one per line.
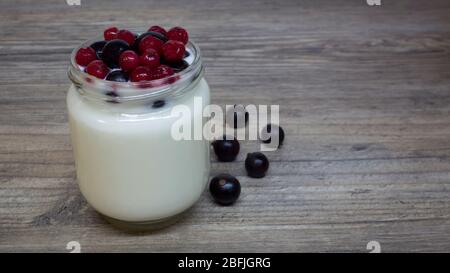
left=167, top=27, right=189, bottom=45
left=130, top=66, right=152, bottom=82
left=139, top=35, right=163, bottom=55
left=139, top=48, right=160, bottom=69
left=105, top=70, right=128, bottom=82
left=152, top=100, right=166, bottom=108
left=85, top=60, right=109, bottom=79
left=117, top=29, right=136, bottom=46
left=104, top=26, right=119, bottom=40
left=148, top=25, right=167, bottom=36
left=261, top=124, right=285, bottom=147
left=119, top=50, right=139, bottom=72
left=75, top=47, right=97, bottom=66
left=212, top=136, right=240, bottom=162
left=162, top=40, right=186, bottom=62
left=245, top=152, right=269, bottom=178
left=90, top=40, right=107, bottom=59
left=209, top=174, right=241, bottom=206
left=101, top=39, right=130, bottom=68
left=152, top=64, right=174, bottom=80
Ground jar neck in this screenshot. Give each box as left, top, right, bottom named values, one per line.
left=68, top=38, right=204, bottom=104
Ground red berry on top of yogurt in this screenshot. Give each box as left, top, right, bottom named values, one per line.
left=139, top=48, right=160, bottom=69
left=75, top=47, right=97, bottom=66
left=139, top=35, right=164, bottom=55
left=104, top=26, right=119, bottom=41
left=85, top=60, right=109, bottom=79
left=167, top=27, right=189, bottom=45
left=119, top=50, right=139, bottom=72
left=148, top=25, right=167, bottom=36
left=162, top=40, right=186, bottom=63
left=130, top=66, right=152, bottom=82
left=117, top=29, right=136, bottom=46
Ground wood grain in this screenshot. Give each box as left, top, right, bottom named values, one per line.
left=1, top=0, right=450, bottom=252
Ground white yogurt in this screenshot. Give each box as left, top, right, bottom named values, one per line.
left=67, top=77, right=210, bottom=222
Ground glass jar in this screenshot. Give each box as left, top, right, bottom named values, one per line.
left=67, top=38, right=210, bottom=230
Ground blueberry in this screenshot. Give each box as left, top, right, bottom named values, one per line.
left=101, top=39, right=130, bottom=69
left=90, top=40, right=107, bottom=59
left=152, top=100, right=165, bottom=108
left=209, top=174, right=241, bottom=206
left=134, top=31, right=168, bottom=52
left=167, top=60, right=189, bottom=73
left=212, top=136, right=240, bottom=162
left=261, top=124, right=285, bottom=147
left=227, top=104, right=248, bottom=129
left=245, top=152, right=269, bottom=178
left=105, top=70, right=128, bottom=82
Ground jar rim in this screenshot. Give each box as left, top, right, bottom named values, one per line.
left=68, top=36, right=204, bottom=102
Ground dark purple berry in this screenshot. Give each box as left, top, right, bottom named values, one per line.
left=261, top=124, right=285, bottom=147
left=209, top=174, right=241, bottom=206
left=152, top=100, right=165, bottom=108
left=245, top=152, right=269, bottom=178
left=90, top=40, right=107, bottom=59
left=101, top=39, right=130, bottom=69
left=105, top=70, right=128, bottom=82
left=212, top=136, right=240, bottom=162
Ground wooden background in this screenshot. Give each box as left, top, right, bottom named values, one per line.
left=1, top=0, right=450, bottom=252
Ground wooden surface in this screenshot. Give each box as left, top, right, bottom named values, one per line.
left=1, top=0, right=450, bottom=252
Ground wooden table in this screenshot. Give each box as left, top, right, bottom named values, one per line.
left=1, top=0, right=450, bottom=252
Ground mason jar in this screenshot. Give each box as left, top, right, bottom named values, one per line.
left=67, top=39, right=210, bottom=230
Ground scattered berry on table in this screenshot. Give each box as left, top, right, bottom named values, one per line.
left=261, top=124, right=285, bottom=147
left=245, top=152, right=269, bottom=178
left=212, top=136, right=240, bottom=162
left=209, top=174, right=241, bottom=206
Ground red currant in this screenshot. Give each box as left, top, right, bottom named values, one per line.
left=139, top=35, right=163, bottom=54
left=152, top=64, right=174, bottom=80
left=117, top=29, right=136, bottom=46
left=119, top=50, right=139, bottom=72
left=85, top=60, right=109, bottom=79
left=130, top=66, right=152, bottom=82
left=104, top=26, right=119, bottom=41
left=148, top=25, right=167, bottom=36
left=75, top=47, right=97, bottom=66
left=139, top=48, right=160, bottom=69
left=167, top=27, right=189, bottom=45
left=162, top=40, right=186, bottom=62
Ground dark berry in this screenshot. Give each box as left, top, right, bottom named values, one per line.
left=104, top=26, right=119, bottom=41
left=167, top=27, right=189, bottom=45
left=117, top=29, right=136, bottom=46
left=167, top=60, right=189, bottom=73
left=227, top=104, right=248, bottom=129
left=101, top=39, right=130, bottom=69
left=85, top=60, right=109, bottom=79
left=184, top=51, right=190, bottom=58
left=212, top=136, right=240, bottom=162
left=75, top=47, right=97, bottom=66
left=162, top=40, right=186, bottom=62
left=209, top=174, right=241, bottom=206
left=139, top=35, right=164, bottom=55
left=148, top=25, right=167, bottom=36
left=152, top=100, right=166, bottom=108
left=130, top=66, right=152, bottom=82
left=105, top=91, right=119, bottom=104
left=245, top=152, right=269, bottom=178
left=90, top=40, right=107, bottom=59
left=119, top=50, right=139, bottom=72
left=105, top=70, right=128, bottom=82
left=139, top=48, right=160, bottom=69
left=152, top=64, right=174, bottom=80
left=261, top=124, right=285, bottom=147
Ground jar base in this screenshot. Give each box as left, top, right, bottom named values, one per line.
left=100, top=210, right=188, bottom=232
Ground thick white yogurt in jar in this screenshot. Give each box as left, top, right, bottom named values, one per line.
left=67, top=39, right=210, bottom=225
